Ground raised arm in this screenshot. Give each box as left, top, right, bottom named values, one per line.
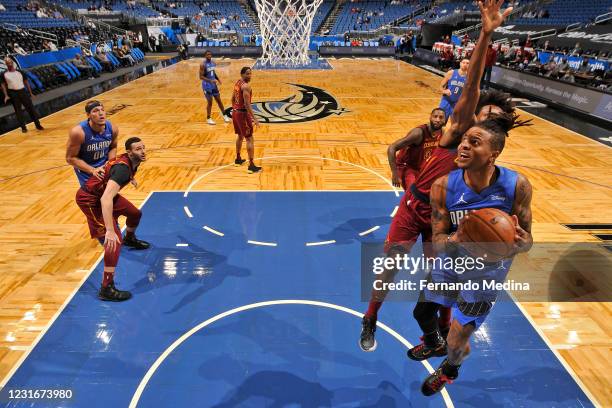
left=439, top=0, right=512, bottom=147
left=387, top=127, right=424, bottom=187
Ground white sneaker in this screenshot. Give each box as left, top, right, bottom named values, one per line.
left=223, top=115, right=231, bottom=123
left=207, top=118, right=216, bottom=125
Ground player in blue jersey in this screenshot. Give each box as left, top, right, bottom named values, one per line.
left=200, top=50, right=231, bottom=125
left=439, top=59, right=468, bottom=121
left=417, top=112, right=533, bottom=396
left=66, top=100, right=118, bottom=187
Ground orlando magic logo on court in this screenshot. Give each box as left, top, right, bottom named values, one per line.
left=224, top=83, right=349, bottom=123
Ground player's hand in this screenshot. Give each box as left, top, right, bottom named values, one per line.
left=92, top=166, right=105, bottom=179
left=443, top=89, right=452, bottom=96
left=131, top=179, right=138, bottom=188
left=479, top=0, right=512, bottom=34
left=391, top=172, right=401, bottom=188
left=4, top=95, right=10, bottom=104
left=452, top=212, right=472, bottom=243
left=510, top=214, right=531, bottom=254
left=253, top=118, right=260, bottom=127
left=104, top=230, right=120, bottom=252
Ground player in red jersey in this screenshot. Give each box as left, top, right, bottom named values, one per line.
left=359, top=0, right=517, bottom=353
left=75, top=137, right=150, bottom=301
left=231, top=67, right=261, bottom=174
left=388, top=108, right=446, bottom=191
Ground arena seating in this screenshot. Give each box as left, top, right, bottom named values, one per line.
left=512, top=0, right=612, bottom=26
left=329, top=1, right=419, bottom=34
left=312, top=0, right=333, bottom=33
left=52, top=0, right=162, bottom=18
left=152, top=0, right=257, bottom=34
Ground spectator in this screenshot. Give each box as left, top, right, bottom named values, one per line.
left=482, top=42, right=497, bottom=89
left=571, top=42, right=582, bottom=56
left=48, top=41, right=58, bottom=51
left=95, top=49, right=115, bottom=72
left=13, top=43, right=27, bottom=55
left=148, top=34, right=157, bottom=52
left=71, top=53, right=98, bottom=78
left=177, top=43, right=188, bottom=59
left=1, top=57, right=44, bottom=133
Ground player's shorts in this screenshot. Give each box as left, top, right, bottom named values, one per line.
left=400, top=167, right=418, bottom=191
left=422, top=254, right=513, bottom=329
left=438, top=98, right=455, bottom=120
left=232, top=109, right=253, bottom=139
left=384, top=191, right=432, bottom=254
left=203, top=85, right=220, bottom=98
left=75, top=189, right=141, bottom=239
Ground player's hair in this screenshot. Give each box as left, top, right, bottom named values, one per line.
left=431, top=107, right=445, bottom=116
left=85, top=100, right=102, bottom=114
left=475, top=113, right=515, bottom=152
left=125, top=137, right=141, bottom=150
left=205, top=50, right=211, bottom=55
left=476, top=90, right=534, bottom=130
left=240, top=66, right=251, bottom=75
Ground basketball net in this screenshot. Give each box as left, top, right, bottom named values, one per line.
left=254, top=0, right=323, bottom=67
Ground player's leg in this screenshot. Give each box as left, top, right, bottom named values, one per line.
left=9, top=92, right=27, bottom=132
left=421, top=318, right=476, bottom=396
left=213, top=93, right=230, bottom=123
left=205, top=92, right=215, bottom=125
left=407, top=294, right=448, bottom=360
left=360, top=194, right=419, bottom=351
left=245, top=134, right=261, bottom=173
left=19, top=90, right=43, bottom=130
left=112, top=194, right=150, bottom=249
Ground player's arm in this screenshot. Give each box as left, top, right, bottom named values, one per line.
left=439, top=0, right=512, bottom=147
left=439, top=70, right=452, bottom=96
left=1, top=79, right=9, bottom=103
left=510, top=173, right=533, bottom=254
left=242, top=83, right=258, bottom=126
left=108, top=124, right=118, bottom=161
left=66, top=126, right=104, bottom=179
left=214, top=71, right=221, bottom=85
left=387, top=127, right=424, bottom=187
left=100, top=164, right=130, bottom=251
left=430, top=175, right=453, bottom=254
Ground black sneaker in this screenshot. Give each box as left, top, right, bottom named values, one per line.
left=359, top=316, right=377, bottom=352
left=123, top=235, right=150, bottom=250
left=35, top=124, right=44, bottom=130
left=247, top=163, right=262, bottom=174
left=421, top=367, right=455, bottom=396
left=407, top=338, right=447, bottom=361
left=234, top=158, right=246, bottom=166
left=440, top=326, right=450, bottom=341
left=98, top=283, right=132, bottom=302
left=21, top=127, right=27, bottom=133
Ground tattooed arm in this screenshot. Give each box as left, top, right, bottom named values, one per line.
left=510, top=172, right=533, bottom=254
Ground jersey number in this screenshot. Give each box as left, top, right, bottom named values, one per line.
left=93, top=150, right=105, bottom=161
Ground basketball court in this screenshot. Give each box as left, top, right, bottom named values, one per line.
left=0, top=58, right=610, bottom=407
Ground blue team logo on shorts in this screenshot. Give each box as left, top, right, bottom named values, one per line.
left=224, top=84, right=349, bottom=123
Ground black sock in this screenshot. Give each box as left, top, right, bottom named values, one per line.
left=440, top=359, right=460, bottom=379
left=125, top=230, right=135, bottom=239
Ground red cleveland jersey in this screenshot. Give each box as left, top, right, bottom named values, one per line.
left=82, top=153, right=136, bottom=198
left=395, top=124, right=442, bottom=172
left=412, top=146, right=458, bottom=197
left=232, top=79, right=247, bottom=110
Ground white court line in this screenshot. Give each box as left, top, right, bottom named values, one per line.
left=203, top=226, right=224, bottom=237
left=128, top=300, right=454, bottom=408
left=358, top=226, right=380, bottom=236
left=0, top=192, right=155, bottom=388
left=390, top=205, right=399, bottom=217
left=247, top=240, right=278, bottom=247
left=184, top=155, right=400, bottom=198
left=305, top=240, right=336, bottom=246
left=175, top=243, right=189, bottom=247
left=183, top=206, right=193, bottom=218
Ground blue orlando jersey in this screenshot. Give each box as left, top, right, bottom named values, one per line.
left=75, top=120, right=113, bottom=186
left=446, top=166, right=517, bottom=231
left=201, top=60, right=217, bottom=91
left=444, top=69, right=466, bottom=103
left=423, top=166, right=519, bottom=309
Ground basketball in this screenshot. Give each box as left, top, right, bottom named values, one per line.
left=460, top=208, right=516, bottom=262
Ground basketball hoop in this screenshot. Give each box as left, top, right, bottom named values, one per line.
left=254, top=0, right=323, bottom=67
